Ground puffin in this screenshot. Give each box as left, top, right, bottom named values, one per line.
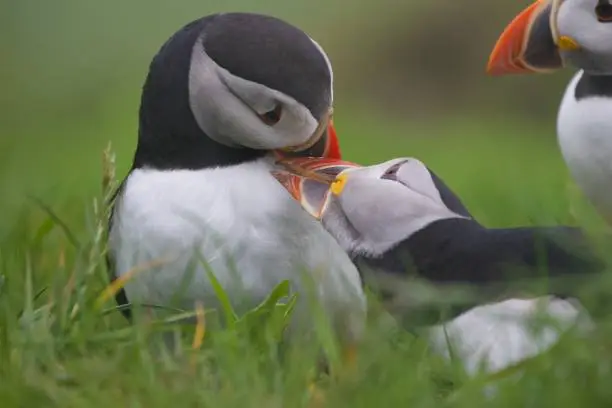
left=106, top=12, right=366, bottom=365
left=271, top=156, right=603, bottom=374
left=486, top=0, right=612, bottom=225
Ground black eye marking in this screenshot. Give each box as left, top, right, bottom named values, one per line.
left=596, top=0, right=612, bottom=22
left=258, top=104, right=283, bottom=125
left=380, top=162, right=403, bottom=181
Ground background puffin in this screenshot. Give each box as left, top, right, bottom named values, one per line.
left=271, top=156, right=605, bottom=373
left=487, top=0, right=612, bottom=225
left=106, top=12, right=365, bottom=362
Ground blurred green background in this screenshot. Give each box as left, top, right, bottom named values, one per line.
left=1, top=0, right=592, bottom=235
left=4, top=4, right=612, bottom=405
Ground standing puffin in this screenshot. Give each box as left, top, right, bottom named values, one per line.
left=106, top=13, right=365, bottom=362
left=271, top=156, right=602, bottom=373
left=487, top=0, right=612, bottom=225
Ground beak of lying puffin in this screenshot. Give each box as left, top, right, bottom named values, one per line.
left=270, top=157, right=360, bottom=219
left=486, top=0, right=580, bottom=75
left=275, top=107, right=342, bottom=159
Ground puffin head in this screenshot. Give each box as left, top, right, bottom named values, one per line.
left=133, top=12, right=340, bottom=170
left=487, top=0, right=612, bottom=76
left=271, top=157, right=469, bottom=256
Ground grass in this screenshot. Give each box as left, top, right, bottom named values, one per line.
left=3, top=103, right=612, bottom=406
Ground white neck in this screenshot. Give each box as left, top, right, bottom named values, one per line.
left=109, top=157, right=365, bottom=319
left=557, top=70, right=612, bottom=222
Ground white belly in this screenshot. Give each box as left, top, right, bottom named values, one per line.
left=557, top=70, right=612, bottom=222
left=109, top=158, right=365, bottom=341
left=426, top=297, right=592, bottom=376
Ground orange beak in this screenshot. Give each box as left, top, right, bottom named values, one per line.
left=325, top=119, right=342, bottom=159
left=487, top=0, right=566, bottom=75
left=271, top=157, right=360, bottom=219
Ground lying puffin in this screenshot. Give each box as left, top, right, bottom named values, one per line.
left=487, top=0, right=612, bottom=225
left=106, top=13, right=365, bottom=363
left=271, top=156, right=604, bottom=373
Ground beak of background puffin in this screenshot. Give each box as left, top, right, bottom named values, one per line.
left=275, top=107, right=342, bottom=159
left=271, top=157, right=360, bottom=219
left=486, top=0, right=575, bottom=75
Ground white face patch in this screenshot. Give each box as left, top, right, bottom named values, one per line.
left=557, top=0, right=612, bottom=71
left=323, top=158, right=468, bottom=257
left=188, top=37, right=320, bottom=150
left=394, top=158, right=449, bottom=206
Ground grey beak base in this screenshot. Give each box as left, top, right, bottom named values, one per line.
left=523, top=3, right=564, bottom=70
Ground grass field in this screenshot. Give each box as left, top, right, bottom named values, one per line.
left=3, top=93, right=612, bottom=407
left=7, top=0, right=612, bottom=404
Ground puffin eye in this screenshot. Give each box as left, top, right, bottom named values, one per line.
left=596, top=1, right=612, bottom=22
left=380, top=163, right=402, bottom=181
left=258, top=104, right=283, bottom=126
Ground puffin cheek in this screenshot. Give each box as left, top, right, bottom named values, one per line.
left=338, top=181, right=406, bottom=240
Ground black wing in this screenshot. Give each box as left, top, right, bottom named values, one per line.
left=106, top=178, right=132, bottom=321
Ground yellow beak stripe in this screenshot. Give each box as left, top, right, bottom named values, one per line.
left=557, top=35, right=580, bottom=51
left=331, top=174, right=348, bottom=196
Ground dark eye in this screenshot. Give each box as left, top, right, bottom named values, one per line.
left=380, top=163, right=402, bottom=181
left=596, top=1, right=612, bottom=22
left=258, top=104, right=282, bottom=125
